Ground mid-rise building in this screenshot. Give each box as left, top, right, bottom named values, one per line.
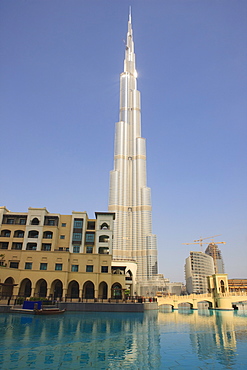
left=0, top=206, right=137, bottom=300
left=108, top=11, right=158, bottom=286
left=185, top=251, right=215, bottom=294
left=205, top=243, right=225, bottom=273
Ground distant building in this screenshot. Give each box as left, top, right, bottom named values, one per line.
left=140, top=274, right=184, bottom=297
left=228, top=279, right=247, bottom=293
left=205, top=243, right=225, bottom=273
left=185, top=251, right=215, bottom=294
left=0, top=206, right=137, bottom=300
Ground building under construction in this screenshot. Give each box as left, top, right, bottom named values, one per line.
left=205, top=243, right=225, bottom=274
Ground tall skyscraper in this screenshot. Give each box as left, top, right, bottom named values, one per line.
left=108, top=12, right=158, bottom=284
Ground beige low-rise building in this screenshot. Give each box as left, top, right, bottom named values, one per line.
left=0, top=207, right=137, bottom=300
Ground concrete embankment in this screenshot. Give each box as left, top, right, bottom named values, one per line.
left=0, top=305, right=11, bottom=313
left=58, top=302, right=158, bottom=312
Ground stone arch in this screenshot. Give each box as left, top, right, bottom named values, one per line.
left=178, top=302, right=193, bottom=309
left=197, top=300, right=213, bottom=309
left=83, top=281, right=95, bottom=299
left=1, top=277, right=15, bottom=297
left=31, top=218, right=40, bottom=225
left=67, top=280, right=79, bottom=298
left=51, top=279, right=63, bottom=299
left=126, top=269, right=133, bottom=280
left=220, top=280, right=225, bottom=293
left=100, top=223, right=109, bottom=230
left=35, top=279, right=47, bottom=298
left=159, top=304, right=174, bottom=311
left=111, top=283, right=122, bottom=299
left=19, top=278, right=32, bottom=297
left=98, top=281, right=108, bottom=299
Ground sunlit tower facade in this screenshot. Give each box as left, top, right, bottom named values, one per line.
left=108, top=13, right=158, bottom=284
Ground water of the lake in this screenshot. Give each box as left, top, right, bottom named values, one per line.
left=0, top=309, right=246, bottom=369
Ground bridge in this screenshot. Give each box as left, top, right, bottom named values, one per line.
left=157, top=292, right=247, bottom=310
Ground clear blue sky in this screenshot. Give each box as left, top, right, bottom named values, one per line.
left=1, top=0, right=246, bottom=283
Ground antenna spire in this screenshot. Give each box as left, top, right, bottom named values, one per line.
left=129, top=6, right=132, bottom=23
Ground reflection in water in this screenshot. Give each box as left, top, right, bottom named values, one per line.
left=158, top=309, right=247, bottom=369
left=0, top=311, right=160, bottom=369
left=190, top=311, right=237, bottom=368
left=0, top=310, right=246, bottom=369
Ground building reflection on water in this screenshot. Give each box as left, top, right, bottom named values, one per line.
left=159, top=309, right=247, bottom=368
left=0, top=310, right=246, bottom=369
left=0, top=311, right=161, bottom=369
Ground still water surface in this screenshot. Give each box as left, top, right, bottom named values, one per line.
left=0, top=309, right=246, bottom=369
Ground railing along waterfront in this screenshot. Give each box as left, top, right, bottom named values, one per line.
left=0, top=295, right=157, bottom=306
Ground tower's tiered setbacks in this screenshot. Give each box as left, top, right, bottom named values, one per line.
left=109, top=13, right=158, bottom=283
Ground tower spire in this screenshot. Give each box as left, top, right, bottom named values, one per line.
left=124, top=8, right=136, bottom=76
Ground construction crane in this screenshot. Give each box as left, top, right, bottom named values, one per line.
left=183, top=235, right=226, bottom=252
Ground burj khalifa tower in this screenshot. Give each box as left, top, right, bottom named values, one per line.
left=109, top=12, right=158, bottom=283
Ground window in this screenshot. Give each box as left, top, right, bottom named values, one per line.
left=20, top=219, right=26, bottom=225
left=42, top=243, right=51, bottom=251
left=71, top=265, right=78, bottom=272
left=10, top=261, right=19, bottom=269
left=99, top=235, right=109, bottom=243
left=86, top=246, right=93, bottom=254
left=87, top=221, right=95, bottom=230
left=0, top=230, right=11, bottom=237
left=26, top=243, right=37, bottom=250
left=14, top=230, right=24, bottom=238
left=99, top=247, right=109, bottom=254
left=73, top=246, right=80, bottom=253
left=44, top=217, right=59, bottom=226
left=60, top=235, right=65, bottom=239
left=12, top=243, right=22, bottom=250
left=85, top=233, right=95, bottom=243
left=101, top=266, right=108, bottom=273
left=43, top=231, right=53, bottom=239
left=7, top=219, right=14, bottom=224
left=86, top=265, right=93, bottom=272
left=0, top=242, right=8, bottom=249
left=25, top=262, right=32, bottom=270
left=55, top=263, right=62, bottom=271
left=100, top=223, right=109, bottom=230
left=40, top=263, right=47, bottom=270
left=74, top=220, right=83, bottom=228
left=73, top=233, right=82, bottom=241
left=28, top=230, right=39, bottom=238
left=61, top=223, right=66, bottom=227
